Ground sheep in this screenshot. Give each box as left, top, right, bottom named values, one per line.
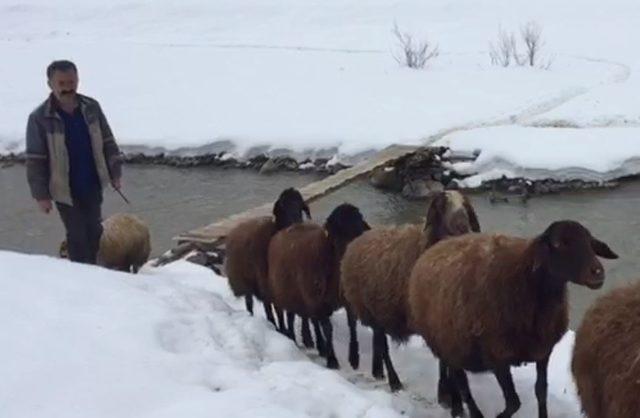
left=572, top=281, right=640, bottom=418
left=224, top=187, right=311, bottom=332
left=340, top=190, right=480, bottom=391
left=408, top=220, right=618, bottom=418
left=59, top=213, right=151, bottom=273
left=267, top=203, right=370, bottom=369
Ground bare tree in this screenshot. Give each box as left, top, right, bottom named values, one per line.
left=392, top=23, right=439, bottom=69
left=489, top=21, right=551, bottom=69
left=521, top=21, right=542, bottom=67
left=489, top=29, right=519, bottom=67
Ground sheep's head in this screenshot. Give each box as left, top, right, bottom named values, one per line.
left=533, top=221, right=618, bottom=289
left=59, top=240, right=69, bottom=259
left=272, top=187, right=311, bottom=230
left=425, top=191, right=480, bottom=244
left=324, top=203, right=370, bottom=245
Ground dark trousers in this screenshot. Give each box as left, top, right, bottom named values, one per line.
left=56, top=191, right=103, bottom=264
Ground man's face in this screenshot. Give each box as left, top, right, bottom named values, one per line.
left=48, top=69, right=79, bottom=105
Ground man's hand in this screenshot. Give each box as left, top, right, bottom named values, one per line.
left=111, top=177, right=122, bottom=191
left=37, top=199, right=52, bottom=214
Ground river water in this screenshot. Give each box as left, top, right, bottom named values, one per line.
left=1, top=163, right=638, bottom=327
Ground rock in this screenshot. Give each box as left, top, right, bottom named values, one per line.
left=185, top=251, right=208, bottom=266
left=369, top=166, right=403, bottom=191
left=259, top=156, right=299, bottom=174
left=280, top=156, right=299, bottom=171
left=402, top=179, right=444, bottom=200
left=259, top=158, right=279, bottom=174
left=185, top=249, right=224, bottom=275
left=248, top=154, right=269, bottom=169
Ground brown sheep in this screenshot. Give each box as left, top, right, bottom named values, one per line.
left=572, top=281, right=640, bottom=418
left=59, top=213, right=151, bottom=273
left=268, top=203, right=370, bottom=369
left=224, top=187, right=310, bottom=332
left=408, top=221, right=618, bottom=418
left=340, top=190, right=480, bottom=391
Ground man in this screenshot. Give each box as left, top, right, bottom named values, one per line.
left=26, top=60, right=122, bottom=264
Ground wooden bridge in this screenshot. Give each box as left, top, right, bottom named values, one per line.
left=173, top=144, right=419, bottom=248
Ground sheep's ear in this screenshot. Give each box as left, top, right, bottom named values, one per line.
left=532, top=236, right=550, bottom=272
left=272, top=199, right=283, bottom=218
left=463, top=198, right=481, bottom=233
left=591, top=237, right=618, bottom=259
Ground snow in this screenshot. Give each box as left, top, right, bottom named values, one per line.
left=0, top=251, right=399, bottom=418
left=0, top=250, right=583, bottom=417
left=1, top=0, right=640, bottom=182
left=437, top=126, right=640, bottom=187
left=528, top=74, right=640, bottom=129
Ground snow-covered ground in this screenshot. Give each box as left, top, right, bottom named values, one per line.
left=438, top=126, right=640, bottom=186
left=1, top=0, right=639, bottom=184
left=0, top=251, right=582, bottom=417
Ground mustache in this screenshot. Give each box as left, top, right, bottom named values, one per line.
left=61, top=90, right=76, bottom=96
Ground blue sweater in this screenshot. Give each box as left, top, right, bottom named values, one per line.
left=58, top=107, right=101, bottom=199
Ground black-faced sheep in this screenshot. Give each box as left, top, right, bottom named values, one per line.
left=59, top=213, right=151, bottom=273
left=340, top=191, right=480, bottom=391
left=572, top=281, right=640, bottom=418
left=224, top=187, right=310, bottom=330
left=267, top=203, right=370, bottom=369
left=408, top=220, right=618, bottom=418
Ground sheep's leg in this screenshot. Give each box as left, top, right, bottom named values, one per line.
left=286, top=312, right=296, bottom=342
left=301, top=318, right=314, bottom=348
left=346, top=306, right=360, bottom=370
left=263, top=302, right=276, bottom=327
left=451, top=368, right=483, bottom=418
left=371, top=330, right=384, bottom=380
left=494, top=366, right=521, bottom=418
left=244, top=295, right=254, bottom=315
left=437, top=361, right=454, bottom=408
left=535, top=356, right=550, bottom=418
left=320, top=317, right=339, bottom=369
left=275, top=307, right=287, bottom=334
left=312, top=319, right=326, bottom=357
left=377, top=327, right=402, bottom=391
left=440, top=361, right=464, bottom=417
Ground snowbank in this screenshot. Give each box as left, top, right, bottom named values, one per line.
left=0, top=251, right=399, bottom=418
left=0, top=250, right=583, bottom=417
left=0, top=0, right=637, bottom=162
left=437, top=126, right=640, bottom=187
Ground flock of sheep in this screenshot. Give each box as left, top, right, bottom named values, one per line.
left=223, top=187, right=638, bottom=418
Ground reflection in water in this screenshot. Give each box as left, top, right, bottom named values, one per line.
left=1, top=163, right=639, bottom=327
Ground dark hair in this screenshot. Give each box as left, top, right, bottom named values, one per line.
left=47, top=60, right=77, bottom=79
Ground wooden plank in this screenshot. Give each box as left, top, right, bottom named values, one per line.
left=175, top=144, right=419, bottom=245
